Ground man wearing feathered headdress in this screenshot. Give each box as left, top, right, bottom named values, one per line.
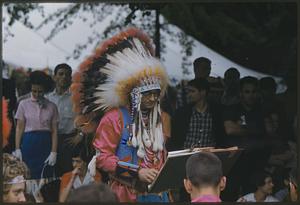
left=70, top=28, right=170, bottom=202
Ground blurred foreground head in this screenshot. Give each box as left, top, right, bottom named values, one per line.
left=66, top=182, right=118, bottom=202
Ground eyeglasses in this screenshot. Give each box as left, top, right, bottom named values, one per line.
left=142, top=90, right=160, bottom=98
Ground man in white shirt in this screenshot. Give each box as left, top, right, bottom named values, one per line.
left=47, top=63, right=76, bottom=177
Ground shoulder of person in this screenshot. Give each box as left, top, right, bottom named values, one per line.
left=237, top=193, right=254, bottom=202
left=61, top=171, right=73, bottom=184
left=18, top=94, right=31, bottom=103
left=266, top=195, right=280, bottom=202
left=46, top=98, right=57, bottom=107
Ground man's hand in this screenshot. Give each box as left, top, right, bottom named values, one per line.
left=138, top=168, right=158, bottom=184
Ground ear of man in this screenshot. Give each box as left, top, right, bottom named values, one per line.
left=184, top=179, right=193, bottom=194
left=219, top=176, right=227, bottom=191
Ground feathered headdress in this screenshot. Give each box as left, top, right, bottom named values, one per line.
left=71, top=28, right=168, bottom=132
left=71, top=28, right=169, bottom=157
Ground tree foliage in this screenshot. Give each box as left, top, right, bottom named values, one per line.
left=3, top=2, right=296, bottom=78
left=161, top=3, right=297, bottom=77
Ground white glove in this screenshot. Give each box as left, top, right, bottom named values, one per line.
left=44, top=152, right=57, bottom=166
left=87, top=151, right=100, bottom=177
left=12, top=149, right=22, bottom=161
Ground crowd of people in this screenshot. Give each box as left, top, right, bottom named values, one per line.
left=2, top=27, right=298, bottom=203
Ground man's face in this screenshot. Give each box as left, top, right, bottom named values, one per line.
left=194, top=62, right=211, bottom=79
left=54, top=68, right=72, bottom=88
left=187, top=86, right=205, bottom=104
left=31, top=84, right=45, bottom=100
left=259, top=177, right=274, bottom=195
left=140, top=89, right=160, bottom=110
left=4, top=182, right=26, bottom=203
left=240, top=83, right=258, bottom=107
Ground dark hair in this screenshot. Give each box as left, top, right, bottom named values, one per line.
left=29, top=70, right=54, bottom=93
left=259, top=77, right=276, bottom=92
left=240, top=76, right=258, bottom=90
left=187, top=78, right=210, bottom=93
left=186, top=152, right=223, bottom=188
left=224, top=67, right=240, bottom=80
left=54, top=63, right=72, bottom=75
left=71, top=141, right=94, bottom=163
left=193, top=57, right=211, bottom=68
left=66, top=182, right=118, bottom=202
left=252, top=170, right=272, bottom=188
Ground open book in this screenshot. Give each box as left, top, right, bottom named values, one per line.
left=147, top=146, right=242, bottom=193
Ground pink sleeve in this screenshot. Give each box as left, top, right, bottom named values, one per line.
left=93, top=109, right=123, bottom=173
left=15, top=101, right=25, bottom=121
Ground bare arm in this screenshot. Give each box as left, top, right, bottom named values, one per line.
left=59, top=170, right=78, bottom=202
left=51, top=120, right=58, bottom=152
left=224, top=120, right=248, bottom=137
left=15, top=119, right=25, bottom=149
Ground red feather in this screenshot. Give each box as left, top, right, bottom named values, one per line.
left=73, top=104, right=82, bottom=114
left=70, top=83, right=82, bottom=92
left=71, top=91, right=82, bottom=102
left=2, top=98, right=11, bottom=148
left=72, top=72, right=82, bottom=83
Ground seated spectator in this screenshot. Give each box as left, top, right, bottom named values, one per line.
left=3, top=153, right=29, bottom=203
left=221, top=67, right=240, bottom=106
left=184, top=152, right=226, bottom=202
left=274, top=168, right=298, bottom=202
left=66, top=182, right=118, bottom=202
left=59, top=142, right=102, bottom=202
left=237, top=170, right=279, bottom=202
left=170, top=78, right=222, bottom=151
left=222, top=76, right=266, bottom=201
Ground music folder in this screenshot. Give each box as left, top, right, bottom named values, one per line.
left=147, top=146, right=243, bottom=193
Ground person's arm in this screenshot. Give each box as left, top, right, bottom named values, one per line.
left=93, top=109, right=158, bottom=185
left=15, top=102, right=25, bottom=150
left=59, top=169, right=79, bottom=202
left=51, top=104, right=59, bottom=153
left=51, top=119, right=58, bottom=153
left=93, top=109, right=123, bottom=173
left=15, top=119, right=25, bottom=149
left=224, top=120, right=248, bottom=137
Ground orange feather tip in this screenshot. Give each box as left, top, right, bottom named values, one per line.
left=81, top=121, right=98, bottom=134
left=74, top=115, right=89, bottom=127
left=71, top=92, right=82, bottom=102
left=79, top=56, right=94, bottom=72
left=73, top=104, right=82, bottom=114
left=70, top=83, right=82, bottom=92
left=2, top=98, right=11, bottom=148
left=72, top=72, right=82, bottom=83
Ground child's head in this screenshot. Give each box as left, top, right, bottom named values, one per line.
left=252, top=170, right=274, bottom=195
left=66, top=182, right=118, bottom=202
left=71, top=142, right=94, bottom=173
left=3, top=153, right=29, bottom=203
left=184, top=152, right=226, bottom=198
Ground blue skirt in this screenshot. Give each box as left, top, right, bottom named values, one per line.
left=21, top=131, right=51, bottom=179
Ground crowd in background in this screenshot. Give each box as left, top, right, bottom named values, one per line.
left=2, top=56, right=298, bottom=202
